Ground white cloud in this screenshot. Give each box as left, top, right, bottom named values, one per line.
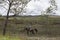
left=0, top=0, right=60, bottom=16
left=25, top=0, right=50, bottom=15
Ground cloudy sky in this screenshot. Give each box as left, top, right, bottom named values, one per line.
left=24, top=0, right=50, bottom=15
left=0, top=0, right=60, bottom=16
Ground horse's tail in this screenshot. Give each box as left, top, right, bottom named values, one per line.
left=34, top=28, right=38, bottom=33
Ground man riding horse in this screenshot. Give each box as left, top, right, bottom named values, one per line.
left=24, top=25, right=38, bottom=35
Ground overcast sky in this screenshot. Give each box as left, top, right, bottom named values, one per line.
left=0, top=0, right=60, bottom=16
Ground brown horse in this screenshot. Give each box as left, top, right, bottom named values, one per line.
left=24, top=27, right=38, bottom=35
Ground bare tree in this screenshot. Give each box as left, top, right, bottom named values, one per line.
left=46, top=0, right=57, bottom=15
left=41, top=0, right=57, bottom=16
left=0, top=0, right=31, bottom=36
left=41, top=0, right=57, bottom=27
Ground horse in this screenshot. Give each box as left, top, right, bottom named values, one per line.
left=24, top=27, right=38, bottom=35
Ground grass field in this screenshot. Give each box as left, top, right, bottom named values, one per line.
left=0, top=16, right=60, bottom=40
left=0, top=35, right=21, bottom=40
left=0, top=35, right=60, bottom=40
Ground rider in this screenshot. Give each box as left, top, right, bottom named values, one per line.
left=25, top=25, right=32, bottom=30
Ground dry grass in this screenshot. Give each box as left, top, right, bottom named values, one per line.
left=0, top=16, right=60, bottom=40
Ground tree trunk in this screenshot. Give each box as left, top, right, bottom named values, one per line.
left=3, top=2, right=12, bottom=36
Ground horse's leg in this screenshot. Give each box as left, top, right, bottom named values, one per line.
left=31, top=30, right=35, bottom=34
left=27, top=31, right=29, bottom=35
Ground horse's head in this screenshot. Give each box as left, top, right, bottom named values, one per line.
left=25, top=27, right=30, bottom=31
